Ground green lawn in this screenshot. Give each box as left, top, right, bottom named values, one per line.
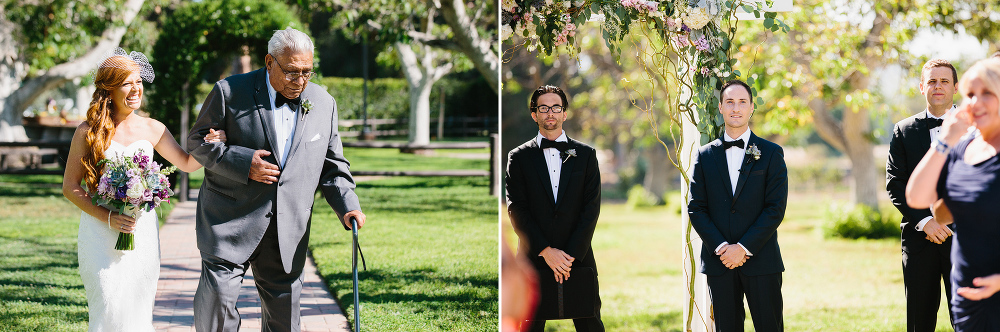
left=0, top=174, right=177, bottom=331
left=343, top=147, right=489, bottom=171
left=309, top=176, right=499, bottom=331
left=0, top=146, right=494, bottom=331
left=504, top=191, right=953, bottom=331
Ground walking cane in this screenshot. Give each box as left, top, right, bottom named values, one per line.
left=350, top=216, right=365, bottom=332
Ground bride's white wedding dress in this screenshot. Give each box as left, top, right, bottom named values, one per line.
left=77, top=140, right=159, bottom=331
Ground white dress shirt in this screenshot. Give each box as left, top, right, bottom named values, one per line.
left=266, top=74, right=299, bottom=169
left=716, top=130, right=753, bottom=256
left=536, top=131, right=568, bottom=204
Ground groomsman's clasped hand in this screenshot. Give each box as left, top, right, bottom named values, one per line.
left=539, top=246, right=575, bottom=283
left=717, top=244, right=748, bottom=269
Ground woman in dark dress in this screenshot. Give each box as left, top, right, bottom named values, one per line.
left=907, top=58, right=1000, bottom=331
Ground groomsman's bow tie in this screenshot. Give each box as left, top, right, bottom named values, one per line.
left=926, top=117, right=943, bottom=129
left=275, top=94, right=301, bottom=109
left=723, top=139, right=745, bottom=150
left=540, top=138, right=571, bottom=152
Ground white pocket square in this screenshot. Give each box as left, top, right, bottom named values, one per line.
left=309, top=134, right=321, bottom=142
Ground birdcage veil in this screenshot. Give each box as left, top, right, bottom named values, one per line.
left=91, top=47, right=155, bottom=83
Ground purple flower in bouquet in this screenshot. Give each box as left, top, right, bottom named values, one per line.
left=92, top=149, right=178, bottom=250
left=694, top=35, right=711, bottom=52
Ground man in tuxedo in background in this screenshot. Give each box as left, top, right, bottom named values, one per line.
left=506, top=85, right=604, bottom=331
left=688, top=79, right=788, bottom=332
left=886, top=58, right=958, bottom=332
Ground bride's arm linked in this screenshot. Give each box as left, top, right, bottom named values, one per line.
left=153, top=120, right=225, bottom=173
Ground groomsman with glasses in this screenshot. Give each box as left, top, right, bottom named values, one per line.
left=886, top=58, right=959, bottom=332
left=506, top=85, right=604, bottom=331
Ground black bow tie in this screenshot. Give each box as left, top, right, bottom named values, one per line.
left=540, top=138, right=571, bottom=152
left=275, top=94, right=300, bottom=110
left=723, top=139, right=745, bottom=150
left=926, top=117, right=943, bottom=129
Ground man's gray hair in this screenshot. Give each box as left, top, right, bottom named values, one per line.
left=268, top=27, right=314, bottom=58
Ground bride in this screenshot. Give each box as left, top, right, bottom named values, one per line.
left=61, top=48, right=225, bottom=331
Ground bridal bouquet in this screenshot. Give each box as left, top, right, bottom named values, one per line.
left=91, top=150, right=176, bottom=250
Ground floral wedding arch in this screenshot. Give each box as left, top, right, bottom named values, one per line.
left=502, top=0, right=789, bottom=330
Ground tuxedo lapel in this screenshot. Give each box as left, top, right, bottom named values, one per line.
left=285, top=89, right=310, bottom=159
left=253, top=70, right=280, bottom=161
left=916, top=112, right=932, bottom=148
left=528, top=140, right=556, bottom=206
left=732, top=134, right=757, bottom=204
left=712, top=141, right=734, bottom=197
left=554, top=142, right=577, bottom=209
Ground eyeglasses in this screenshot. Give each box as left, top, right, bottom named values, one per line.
left=269, top=53, right=314, bottom=81
left=533, top=105, right=564, bottom=114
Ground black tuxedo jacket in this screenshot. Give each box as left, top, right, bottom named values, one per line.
left=505, top=137, right=602, bottom=276
left=688, top=133, right=788, bottom=276
left=886, top=112, right=952, bottom=253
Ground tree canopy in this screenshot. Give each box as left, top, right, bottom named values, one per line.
left=147, top=0, right=303, bottom=133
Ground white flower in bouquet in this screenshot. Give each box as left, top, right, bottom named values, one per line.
left=501, top=24, right=514, bottom=41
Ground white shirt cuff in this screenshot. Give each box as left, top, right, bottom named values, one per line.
left=737, top=243, right=752, bottom=256
left=915, top=216, right=933, bottom=232
left=714, top=242, right=728, bottom=255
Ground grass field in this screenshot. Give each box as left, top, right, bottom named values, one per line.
left=310, top=176, right=499, bottom=331
left=503, top=191, right=953, bottom=332
left=0, top=144, right=495, bottom=331
left=0, top=174, right=177, bottom=331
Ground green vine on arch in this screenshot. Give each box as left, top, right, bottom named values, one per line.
left=147, top=0, right=305, bottom=134
left=502, top=0, right=788, bottom=330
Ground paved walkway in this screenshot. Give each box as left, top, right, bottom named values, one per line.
left=152, top=190, right=351, bottom=332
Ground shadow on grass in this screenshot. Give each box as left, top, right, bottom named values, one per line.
left=0, top=184, right=63, bottom=197
left=0, top=233, right=89, bottom=328
left=322, top=267, right=497, bottom=314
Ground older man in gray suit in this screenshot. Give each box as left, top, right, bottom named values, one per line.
left=187, top=27, right=366, bottom=331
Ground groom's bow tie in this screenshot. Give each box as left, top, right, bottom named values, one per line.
left=723, top=139, right=745, bottom=150
left=540, top=138, right=570, bottom=152
left=926, top=117, right=944, bottom=129
left=275, top=94, right=301, bottom=109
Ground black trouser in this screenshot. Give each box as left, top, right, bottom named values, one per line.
left=903, top=242, right=954, bottom=332
left=707, top=269, right=783, bottom=332
left=194, top=217, right=306, bottom=332
left=522, top=278, right=605, bottom=332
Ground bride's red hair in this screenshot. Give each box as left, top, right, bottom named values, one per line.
left=81, top=57, right=138, bottom=193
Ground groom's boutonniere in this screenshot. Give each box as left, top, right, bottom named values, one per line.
left=746, top=144, right=761, bottom=161
left=301, top=99, right=313, bottom=114
left=562, top=149, right=577, bottom=163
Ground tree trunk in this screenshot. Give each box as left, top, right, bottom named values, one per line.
left=396, top=41, right=452, bottom=146
left=438, top=0, right=499, bottom=92
left=0, top=6, right=27, bottom=141
left=0, top=0, right=145, bottom=142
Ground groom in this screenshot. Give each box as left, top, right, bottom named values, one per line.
left=187, top=27, right=366, bottom=331
left=688, top=79, right=787, bottom=332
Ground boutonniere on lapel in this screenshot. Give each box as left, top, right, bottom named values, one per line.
left=300, top=98, right=313, bottom=114
left=746, top=144, right=761, bottom=161
left=561, top=149, right=577, bottom=164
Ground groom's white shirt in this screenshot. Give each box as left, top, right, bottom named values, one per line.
left=266, top=72, right=299, bottom=169
left=716, top=129, right=753, bottom=257
left=537, top=130, right=568, bottom=204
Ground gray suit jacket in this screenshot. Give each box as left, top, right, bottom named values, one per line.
left=187, top=68, right=361, bottom=273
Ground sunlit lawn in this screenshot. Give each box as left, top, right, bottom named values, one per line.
left=503, top=191, right=953, bottom=331
left=310, top=176, right=498, bottom=331
left=0, top=145, right=495, bottom=331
